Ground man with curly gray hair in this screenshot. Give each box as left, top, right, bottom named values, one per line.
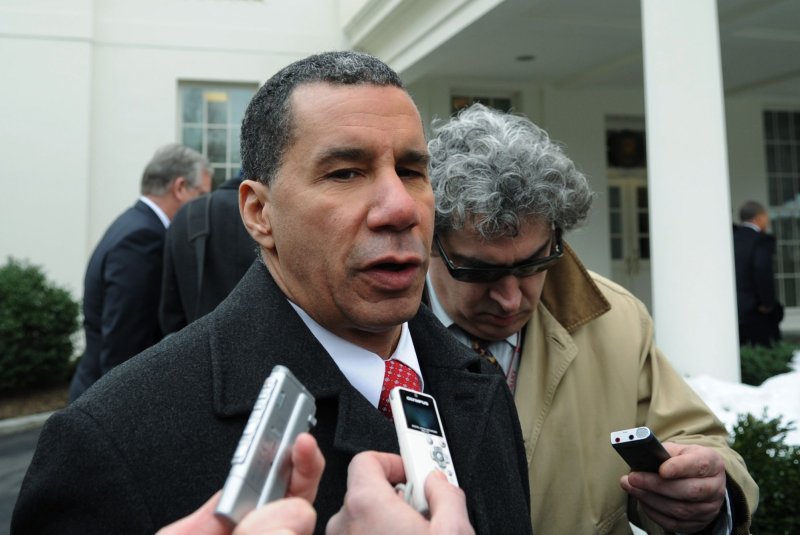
left=426, top=103, right=757, bottom=535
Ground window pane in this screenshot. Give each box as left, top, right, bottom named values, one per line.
left=794, top=112, right=800, bottom=139
left=766, top=144, right=778, bottom=173
left=212, top=167, right=227, bottom=189
left=207, top=128, right=227, bottom=163
left=179, top=83, right=255, bottom=192
left=777, top=112, right=791, bottom=139
left=784, top=277, right=797, bottom=307
left=230, top=129, right=241, bottom=164
left=763, top=110, right=800, bottom=312
left=778, top=144, right=792, bottom=171
left=182, top=87, right=203, bottom=124
left=492, top=98, right=512, bottom=112
left=231, top=88, right=252, bottom=124
left=451, top=94, right=513, bottom=114
left=611, top=237, right=623, bottom=260
left=207, top=98, right=228, bottom=125
left=610, top=211, right=622, bottom=233
left=637, top=212, right=649, bottom=234
left=639, top=238, right=650, bottom=260
left=182, top=127, right=203, bottom=153
left=637, top=186, right=648, bottom=208
left=780, top=176, right=796, bottom=204
left=608, top=187, right=621, bottom=208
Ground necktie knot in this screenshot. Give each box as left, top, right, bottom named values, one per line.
left=470, top=336, right=500, bottom=369
left=378, top=359, right=420, bottom=420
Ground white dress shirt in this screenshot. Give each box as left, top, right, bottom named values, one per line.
left=139, top=195, right=170, bottom=228
left=289, top=301, right=424, bottom=407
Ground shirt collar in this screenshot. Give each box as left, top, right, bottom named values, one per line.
left=426, top=274, right=518, bottom=347
left=741, top=222, right=761, bottom=232
left=288, top=301, right=423, bottom=407
left=139, top=196, right=170, bottom=229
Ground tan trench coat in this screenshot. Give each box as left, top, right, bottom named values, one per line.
left=515, top=245, right=758, bottom=534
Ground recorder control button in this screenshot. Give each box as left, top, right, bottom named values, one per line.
left=431, top=447, right=449, bottom=469
left=425, top=436, right=433, bottom=445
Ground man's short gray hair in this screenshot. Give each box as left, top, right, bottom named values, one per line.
left=241, top=51, right=405, bottom=185
left=140, top=143, right=209, bottom=196
left=429, top=103, right=594, bottom=239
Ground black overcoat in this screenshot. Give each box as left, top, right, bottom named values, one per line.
left=13, top=262, right=532, bottom=535
left=159, top=178, right=256, bottom=335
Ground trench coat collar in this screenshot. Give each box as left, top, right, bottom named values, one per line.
left=540, top=242, right=611, bottom=333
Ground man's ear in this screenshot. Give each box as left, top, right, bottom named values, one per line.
left=171, top=176, right=191, bottom=202
left=240, top=179, right=275, bottom=250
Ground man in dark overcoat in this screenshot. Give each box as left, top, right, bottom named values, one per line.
left=733, top=200, right=782, bottom=346
left=13, top=51, right=531, bottom=535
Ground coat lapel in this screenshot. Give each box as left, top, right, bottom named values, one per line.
left=410, top=307, right=509, bottom=480
left=205, top=264, right=506, bottom=466
left=206, top=261, right=407, bottom=454
left=514, top=304, right=577, bottom=462
left=514, top=242, right=606, bottom=462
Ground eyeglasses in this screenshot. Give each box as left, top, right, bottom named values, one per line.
left=433, top=227, right=564, bottom=283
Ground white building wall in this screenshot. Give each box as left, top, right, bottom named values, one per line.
left=0, top=1, right=94, bottom=296
left=1, top=0, right=345, bottom=296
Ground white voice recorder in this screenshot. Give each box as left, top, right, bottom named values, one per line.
left=215, top=365, right=317, bottom=526
left=389, top=386, right=459, bottom=516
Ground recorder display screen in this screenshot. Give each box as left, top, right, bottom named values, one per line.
left=400, top=390, right=442, bottom=436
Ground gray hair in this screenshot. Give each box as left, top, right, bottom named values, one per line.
left=140, top=143, right=209, bottom=195
left=739, top=200, right=766, bottom=223
left=429, top=103, right=593, bottom=239
left=241, top=51, right=405, bottom=185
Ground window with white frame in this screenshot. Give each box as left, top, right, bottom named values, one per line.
left=764, top=109, right=800, bottom=307
left=179, top=83, right=257, bottom=189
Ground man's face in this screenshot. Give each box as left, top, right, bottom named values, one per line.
left=429, top=219, right=553, bottom=342
left=243, top=83, right=433, bottom=355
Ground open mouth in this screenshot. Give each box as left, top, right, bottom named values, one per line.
left=374, top=262, right=414, bottom=272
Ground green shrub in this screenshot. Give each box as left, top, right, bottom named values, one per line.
left=739, top=342, right=797, bottom=386
left=0, top=258, right=80, bottom=393
left=730, top=412, right=800, bottom=535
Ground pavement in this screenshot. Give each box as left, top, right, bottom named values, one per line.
left=0, top=412, right=52, bottom=535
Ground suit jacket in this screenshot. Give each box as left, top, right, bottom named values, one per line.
left=69, top=199, right=166, bottom=401
left=515, top=244, right=758, bottom=534
left=14, top=261, right=532, bottom=535
left=732, top=224, right=778, bottom=323
left=159, top=178, right=256, bottom=335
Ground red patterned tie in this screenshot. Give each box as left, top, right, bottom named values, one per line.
left=378, top=359, right=421, bottom=420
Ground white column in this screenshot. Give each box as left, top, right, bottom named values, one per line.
left=641, top=0, right=740, bottom=381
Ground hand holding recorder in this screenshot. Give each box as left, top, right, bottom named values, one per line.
left=156, top=433, right=324, bottom=535
left=389, top=386, right=459, bottom=516
left=613, top=427, right=728, bottom=533
left=327, top=451, right=474, bottom=535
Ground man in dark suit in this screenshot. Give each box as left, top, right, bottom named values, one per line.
left=159, top=174, right=256, bottom=335
left=68, top=144, right=211, bottom=401
left=14, top=52, right=531, bottom=535
left=733, top=200, right=782, bottom=346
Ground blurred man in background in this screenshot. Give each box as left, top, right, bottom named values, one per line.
left=733, top=200, right=782, bottom=347
left=69, top=143, right=211, bottom=400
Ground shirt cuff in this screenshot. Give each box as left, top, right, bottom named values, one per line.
left=676, top=489, right=732, bottom=535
